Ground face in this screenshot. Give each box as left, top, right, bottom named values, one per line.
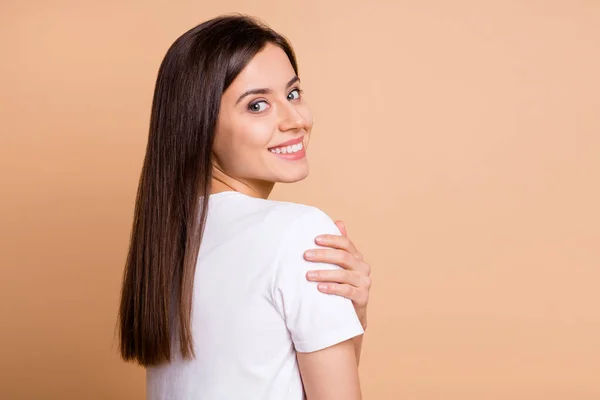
left=212, top=43, right=313, bottom=196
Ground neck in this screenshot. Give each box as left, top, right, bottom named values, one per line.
left=210, top=168, right=274, bottom=200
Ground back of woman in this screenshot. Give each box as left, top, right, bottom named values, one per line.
left=118, top=14, right=370, bottom=400
left=147, top=193, right=363, bottom=399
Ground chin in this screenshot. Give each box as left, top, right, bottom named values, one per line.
left=276, top=166, right=309, bottom=183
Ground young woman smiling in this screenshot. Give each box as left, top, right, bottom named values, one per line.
left=118, top=14, right=372, bottom=400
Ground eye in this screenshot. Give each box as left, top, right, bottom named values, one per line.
left=288, top=88, right=303, bottom=101
left=248, top=100, right=268, bottom=113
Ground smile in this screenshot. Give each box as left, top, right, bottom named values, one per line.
left=270, top=142, right=304, bottom=154
left=268, top=135, right=307, bottom=160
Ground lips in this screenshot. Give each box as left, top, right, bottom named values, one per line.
left=268, top=135, right=304, bottom=150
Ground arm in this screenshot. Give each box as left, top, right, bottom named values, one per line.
left=272, top=208, right=365, bottom=396
left=305, top=220, right=372, bottom=365
left=297, top=339, right=362, bottom=400
left=353, top=328, right=365, bottom=365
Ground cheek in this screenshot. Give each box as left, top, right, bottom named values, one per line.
left=235, top=119, right=273, bottom=154
left=299, top=106, right=314, bottom=146
left=217, top=119, right=274, bottom=171
left=297, top=103, right=314, bottom=129
left=304, top=108, right=314, bottom=129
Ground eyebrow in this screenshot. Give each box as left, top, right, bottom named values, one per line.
left=234, top=76, right=301, bottom=105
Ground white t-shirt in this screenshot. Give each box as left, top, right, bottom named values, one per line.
left=146, top=191, right=364, bottom=400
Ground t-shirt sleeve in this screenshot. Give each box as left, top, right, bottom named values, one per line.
left=271, top=207, right=364, bottom=353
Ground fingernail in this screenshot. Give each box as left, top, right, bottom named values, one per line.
left=315, top=236, right=326, bottom=244
left=318, top=284, right=328, bottom=291
left=305, top=250, right=315, bottom=258
left=306, top=271, right=317, bottom=279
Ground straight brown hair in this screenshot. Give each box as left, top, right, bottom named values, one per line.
left=117, top=14, right=299, bottom=367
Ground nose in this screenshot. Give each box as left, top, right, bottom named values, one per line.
left=278, top=102, right=307, bottom=132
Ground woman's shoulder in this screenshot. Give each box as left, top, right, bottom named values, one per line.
left=266, top=200, right=341, bottom=241
left=216, top=193, right=340, bottom=238
left=266, top=198, right=330, bottom=221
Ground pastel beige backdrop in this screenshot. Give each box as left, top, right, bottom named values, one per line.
left=1, top=0, right=598, bottom=399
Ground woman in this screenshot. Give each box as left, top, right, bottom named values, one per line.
left=118, top=14, right=372, bottom=400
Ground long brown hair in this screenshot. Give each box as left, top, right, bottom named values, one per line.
left=118, top=14, right=299, bottom=367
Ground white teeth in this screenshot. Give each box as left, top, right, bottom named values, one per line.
left=270, top=141, right=304, bottom=154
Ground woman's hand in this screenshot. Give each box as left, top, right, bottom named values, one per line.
left=304, top=220, right=371, bottom=330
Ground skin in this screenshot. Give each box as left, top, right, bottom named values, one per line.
left=211, top=43, right=371, bottom=398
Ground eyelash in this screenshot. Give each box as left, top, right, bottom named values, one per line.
left=248, top=88, right=303, bottom=113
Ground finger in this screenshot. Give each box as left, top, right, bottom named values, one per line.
left=304, top=249, right=362, bottom=271
left=335, top=220, right=348, bottom=237
left=314, top=234, right=363, bottom=260
left=317, top=283, right=365, bottom=304
left=306, top=269, right=362, bottom=287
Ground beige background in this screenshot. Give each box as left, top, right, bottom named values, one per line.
left=1, top=0, right=599, bottom=399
